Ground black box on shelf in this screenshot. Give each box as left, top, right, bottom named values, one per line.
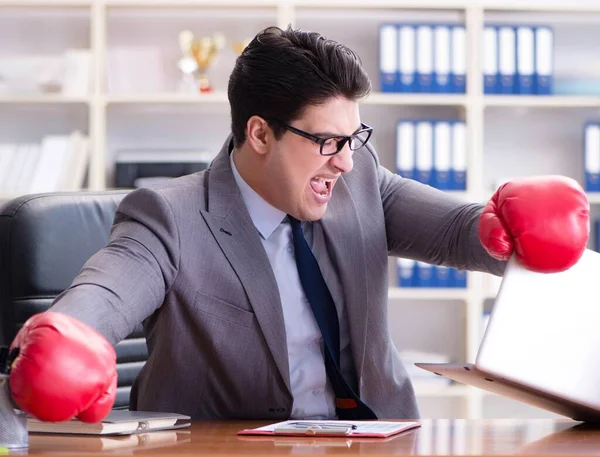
left=115, top=149, right=213, bottom=188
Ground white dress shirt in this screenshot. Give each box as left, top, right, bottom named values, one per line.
left=230, top=153, right=353, bottom=419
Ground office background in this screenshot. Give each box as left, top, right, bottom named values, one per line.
left=2, top=0, right=600, bottom=420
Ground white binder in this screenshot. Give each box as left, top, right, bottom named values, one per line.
left=15, top=144, right=41, bottom=192
left=416, top=261, right=435, bottom=287
left=416, top=25, right=434, bottom=93
left=483, top=26, right=498, bottom=94
left=498, top=26, right=516, bottom=94
left=398, top=25, right=416, bottom=92
left=585, top=123, right=600, bottom=192
left=29, top=135, right=71, bottom=192
left=416, top=121, right=433, bottom=186
left=379, top=24, right=398, bottom=92
left=451, top=25, right=466, bottom=93
left=397, top=258, right=416, bottom=287
left=434, top=121, right=451, bottom=190
left=516, top=26, right=535, bottom=94
left=451, top=121, right=467, bottom=190
left=434, top=25, right=451, bottom=93
left=396, top=121, right=415, bottom=180
left=535, top=26, right=553, bottom=95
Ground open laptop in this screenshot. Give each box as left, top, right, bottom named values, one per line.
left=416, top=248, right=600, bottom=422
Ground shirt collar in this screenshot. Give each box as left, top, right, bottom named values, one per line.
left=230, top=152, right=286, bottom=240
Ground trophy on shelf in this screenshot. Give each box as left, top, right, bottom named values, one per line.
left=177, top=30, right=225, bottom=93
left=177, top=30, right=199, bottom=94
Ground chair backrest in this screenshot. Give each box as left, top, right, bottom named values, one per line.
left=0, top=191, right=147, bottom=409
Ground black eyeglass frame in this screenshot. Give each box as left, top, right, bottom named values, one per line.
left=268, top=120, right=374, bottom=156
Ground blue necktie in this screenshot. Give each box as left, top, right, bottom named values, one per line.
left=289, top=216, right=377, bottom=420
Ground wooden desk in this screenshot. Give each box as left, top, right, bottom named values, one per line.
left=24, top=419, right=600, bottom=456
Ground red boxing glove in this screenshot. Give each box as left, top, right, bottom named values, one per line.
left=8, top=312, right=117, bottom=423
left=479, top=175, right=589, bottom=273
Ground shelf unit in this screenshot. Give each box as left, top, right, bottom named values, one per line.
left=0, top=95, right=90, bottom=104
left=2, top=0, right=599, bottom=420
left=388, top=287, right=469, bottom=301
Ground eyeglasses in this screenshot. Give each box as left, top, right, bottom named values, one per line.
left=269, top=120, right=373, bottom=156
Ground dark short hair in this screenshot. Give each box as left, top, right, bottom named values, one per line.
left=228, top=26, right=372, bottom=148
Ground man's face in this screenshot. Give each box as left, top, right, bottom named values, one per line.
left=262, top=97, right=361, bottom=221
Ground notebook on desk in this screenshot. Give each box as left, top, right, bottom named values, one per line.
left=29, top=429, right=191, bottom=452
left=27, top=410, right=191, bottom=435
left=416, top=249, right=600, bottom=422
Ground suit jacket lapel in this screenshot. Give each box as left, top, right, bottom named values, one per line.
left=318, top=176, right=369, bottom=383
left=199, top=138, right=291, bottom=392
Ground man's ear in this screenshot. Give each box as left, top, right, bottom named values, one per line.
left=246, top=116, right=271, bottom=156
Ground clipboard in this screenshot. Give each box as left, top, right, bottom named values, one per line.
left=237, top=420, right=420, bottom=438
left=27, top=410, right=191, bottom=436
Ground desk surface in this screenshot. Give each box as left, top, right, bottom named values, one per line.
left=24, top=418, right=600, bottom=456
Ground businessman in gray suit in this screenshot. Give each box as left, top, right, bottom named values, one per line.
left=13, top=26, right=589, bottom=422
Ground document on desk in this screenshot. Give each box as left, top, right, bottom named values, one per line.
left=237, top=420, right=420, bottom=438
left=28, top=410, right=191, bottom=436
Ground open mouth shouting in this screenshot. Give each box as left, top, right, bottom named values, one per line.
left=309, top=176, right=336, bottom=203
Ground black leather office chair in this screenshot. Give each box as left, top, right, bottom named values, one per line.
left=0, top=191, right=148, bottom=409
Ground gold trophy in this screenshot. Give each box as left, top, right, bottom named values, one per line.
left=178, top=30, right=225, bottom=93
left=191, top=32, right=225, bottom=93
left=178, top=30, right=198, bottom=93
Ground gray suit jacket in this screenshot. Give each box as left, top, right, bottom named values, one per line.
left=51, top=136, right=505, bottom=419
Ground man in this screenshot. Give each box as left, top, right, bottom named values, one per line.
left=8, top=26, right=589, bottom=422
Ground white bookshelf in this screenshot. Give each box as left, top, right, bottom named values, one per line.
left=388, top=287, right=469, bottom=301
left=0, top=95, right=91, bottom=104
left=105, top=92, right=229, bottom=104
left=364, top=93, right=467, bottom=106
left=2, top=0, right=600, bottom=419
left=484, top=95, right=600, bottom=108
